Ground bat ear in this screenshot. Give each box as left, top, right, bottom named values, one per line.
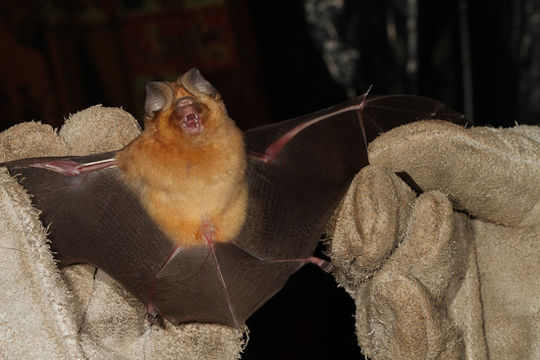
left=145, top=81, right=174, bottom=118
left=180, top=68, right=218, bottom=99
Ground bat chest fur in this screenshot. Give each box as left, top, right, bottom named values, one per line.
left=147, top=181, right=247, bottom=246
left=116, top=120, right=247, bottom=246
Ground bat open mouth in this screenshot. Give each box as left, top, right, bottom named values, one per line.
left=176, top=97, right=204, bottom=135
left=182, top=112, right=203, bottom=134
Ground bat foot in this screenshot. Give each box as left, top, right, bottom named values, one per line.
left=146, top=312, right=165, bottom=327
left=305, top=256, right=333, bottom=273
left=146, top=312, right=159, bottom=324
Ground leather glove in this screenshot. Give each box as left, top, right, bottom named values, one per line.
left=330, top=120, right=540, bottom=360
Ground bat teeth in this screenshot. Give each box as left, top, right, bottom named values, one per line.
left=182, top=113, right=203, bottom=134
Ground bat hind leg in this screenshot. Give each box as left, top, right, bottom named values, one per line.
left=201, top=220, right=240, bottom=327
left=145, top=245, right=182, bottom=322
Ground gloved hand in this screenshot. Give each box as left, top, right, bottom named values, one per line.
left=330, top=120, right=540, bottom=360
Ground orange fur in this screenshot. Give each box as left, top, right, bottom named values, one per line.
left=116, top=81, right=247, bottom=246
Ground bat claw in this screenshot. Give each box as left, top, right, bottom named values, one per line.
left=146, top=309, right=158, bottom=323
left=306, top=256, right=333, bottom=273
left=146, top=312, right=163, bottom=327
left=319, top=260, right=334, bottom=273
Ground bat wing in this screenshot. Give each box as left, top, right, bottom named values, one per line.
left=3, top=152, right=178, bottom=311
left=2, top=94, right=467, bottom=328
left=237, top=94, right=466, bottom=260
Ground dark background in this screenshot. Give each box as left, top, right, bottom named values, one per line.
left=2, top=1, right=539, bottom=359
left=3, top=0, right=540, bottom=132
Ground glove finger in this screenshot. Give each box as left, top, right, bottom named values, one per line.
left=388, top=191, right=469, bottom=303
left=356, top=271, right=462, bottom=360
left=353, top=192, right=467, bottom=359
left=0, top=122, right=68, bottom=162
left=368, top=120, right=540, bottom=226
left=59, top=105, right=140, bottom=155
left=330, top=165, right=416, bottom=291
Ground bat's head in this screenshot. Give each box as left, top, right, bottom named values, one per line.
left=143, top=68, right=232, bottom=145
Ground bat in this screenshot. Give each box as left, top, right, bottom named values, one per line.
left=116, top=70, right=249, bottom=248
left=1, top=68, right=467, bottom=328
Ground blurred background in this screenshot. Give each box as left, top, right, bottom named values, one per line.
left=2, top=0, right=540, bottom=358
